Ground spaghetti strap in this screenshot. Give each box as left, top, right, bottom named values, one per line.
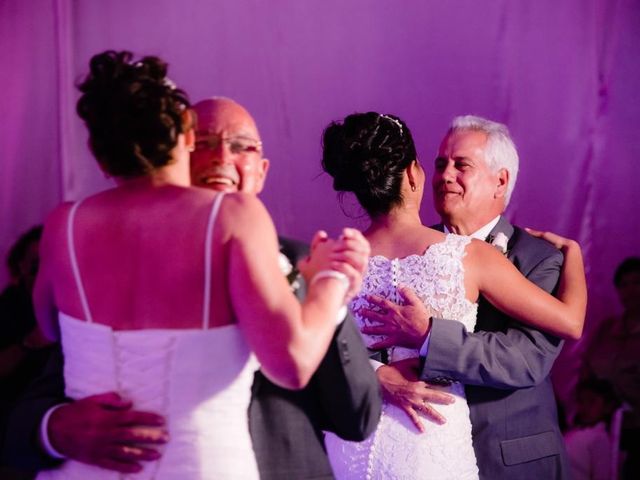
left=202, top=193, right=225, bottom=330
left=67, top=201, right=94, bottom=323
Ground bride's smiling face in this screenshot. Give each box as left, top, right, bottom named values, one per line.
left=191, top=99, right=269, bottom=195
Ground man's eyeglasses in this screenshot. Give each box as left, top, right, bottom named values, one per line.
left=195, top=133, right=263, bottom=156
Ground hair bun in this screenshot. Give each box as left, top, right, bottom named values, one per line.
left=322, top=112, right=417, bottom=217
left=76, top=50, right=190, bottom=177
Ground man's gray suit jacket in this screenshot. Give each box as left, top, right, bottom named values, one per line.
left=422, top=217, right=570, bottom=479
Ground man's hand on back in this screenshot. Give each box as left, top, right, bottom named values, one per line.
left=377, top=358, right=454, bottom=433
left=48, top=392, right=167, bottom=473
left=360, top=286, right=432, bottom=349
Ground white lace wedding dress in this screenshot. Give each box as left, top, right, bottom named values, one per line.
left=38, top=194, right=260, bottom=480
left=325, top=234, right=479, bottom=480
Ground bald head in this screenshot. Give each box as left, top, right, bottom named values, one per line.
left=190, top=97, right=269, bottom=194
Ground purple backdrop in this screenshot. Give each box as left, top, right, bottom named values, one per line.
left=1, top=0, right=639, bottom=405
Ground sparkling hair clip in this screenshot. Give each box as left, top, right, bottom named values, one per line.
left=380, top=114, right=403, bottom=135
left=131, top=60, right=176, bottom=90
left=163, top=77, right=177, bottom=90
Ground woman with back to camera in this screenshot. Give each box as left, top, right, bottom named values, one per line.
left=33, top=51, right=369, bottom=479
left=320, top=112, right=586, bottom=479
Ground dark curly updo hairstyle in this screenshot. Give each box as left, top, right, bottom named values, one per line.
left=76, top=50, right=191, bottom=177
left=321, top=112, right=417, bottom=218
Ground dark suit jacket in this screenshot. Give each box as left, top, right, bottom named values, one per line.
left=422, top=217, right=569, bottom=480
left=250, top=236, right=381, bottom=479
left=1, top=236, right=382, bottom=480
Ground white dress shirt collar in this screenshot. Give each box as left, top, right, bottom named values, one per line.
left=443, top=215, right=501, bottom=241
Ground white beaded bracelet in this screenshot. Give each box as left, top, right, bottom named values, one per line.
left=310, top=270, right=350, bottom=291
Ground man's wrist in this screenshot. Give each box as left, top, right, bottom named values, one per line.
left=39, top=404, right=69, bottom=459
left=369, top=359, right=385, bottom=371
left=419, top=333, right=431, bottom=358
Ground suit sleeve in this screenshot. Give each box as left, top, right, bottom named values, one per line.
left=1, top=345, right=66, bottom=469
left=421, top=247, right=564, bottom=389
left=310, top=314, right=382, bottom=440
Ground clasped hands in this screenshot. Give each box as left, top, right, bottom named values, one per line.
left=298, top=227, right=370, bottom=303
left=358, top=286, right=455, bottom=432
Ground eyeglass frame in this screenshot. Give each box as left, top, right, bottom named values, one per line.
left=194, top=132, right=263, bottom=156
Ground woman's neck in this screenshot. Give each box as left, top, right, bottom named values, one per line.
left=115, top=154, right=190, bottom=189
left=366, top=206, right=421, bottom=235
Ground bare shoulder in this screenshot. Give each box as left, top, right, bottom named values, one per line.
left=464, top=237, right=513, bottom=282
left=41, top=201, right=75, bottom=245
left=44, top=201, right=75, bottom=226
left=466, top=237, right=499, bottom=257
left=427, top=226, right=447, bottom=243
left=217, top=192, right=274, bottom=235
left=218, top=192, right=268, bottom=218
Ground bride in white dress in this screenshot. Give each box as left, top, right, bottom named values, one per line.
left=319, top=112, right=586, bottom=479
left=33, top=51, right=370, bottom=479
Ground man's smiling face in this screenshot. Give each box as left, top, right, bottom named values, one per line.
left=191, top=98, right=269, bottom=195
left=432, top=129, right=503, bottom=232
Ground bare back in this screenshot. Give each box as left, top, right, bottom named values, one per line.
left=41, top=184, right=234, bottom=331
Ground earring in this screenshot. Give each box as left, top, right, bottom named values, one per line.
left=188, top=145, right=195, bottom=153
left=410, top=183, right=416, bottom=192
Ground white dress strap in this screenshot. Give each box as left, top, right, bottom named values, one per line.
left=67, top=201, right=94, bottom=324
left=202, top=193, right=225, bottom=330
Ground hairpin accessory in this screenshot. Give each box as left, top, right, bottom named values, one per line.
left=163, top=77, right=177, bottom=90
left=380, top=114, right=403, bottom=135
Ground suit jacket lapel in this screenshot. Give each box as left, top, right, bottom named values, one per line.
left=487, top=216, right=513, bottom=241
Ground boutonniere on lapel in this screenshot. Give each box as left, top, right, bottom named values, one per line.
left=490, top=232, right=509, bottom=255
left=278, top=253, right=301, bottom=291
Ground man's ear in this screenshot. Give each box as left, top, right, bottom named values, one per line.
left=495, top=168, right=509, bottom=198
left=255, top=158, right=270, bottom=194
left=182, top=109, right=196, bottom=151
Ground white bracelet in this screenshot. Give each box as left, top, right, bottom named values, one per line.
left=310, top=270, right=350, bottom=291
left=40, top=404, right=69, bottom=459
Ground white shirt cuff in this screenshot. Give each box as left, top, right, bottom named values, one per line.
left=369, top=359, right=385, bottom=371
left=419, top=331, right=431, bottom=358
left=40, top=404, right=69, bottom=459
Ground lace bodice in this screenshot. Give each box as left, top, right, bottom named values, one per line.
left=352, top=234, right=477, bottom=362
left=326, top=234, right=479, bottom=479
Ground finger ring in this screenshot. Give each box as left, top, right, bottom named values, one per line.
left=121, top=446, right=140, bottom=456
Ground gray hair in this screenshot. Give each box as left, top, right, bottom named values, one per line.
left=449, top=115, right=519, bottom=205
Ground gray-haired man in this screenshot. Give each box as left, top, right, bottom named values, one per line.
left=365, top=115, right=569, bottom=479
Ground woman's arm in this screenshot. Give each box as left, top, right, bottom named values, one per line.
left=468, top=233, right=586, bottom=340
left=224, top=193, right=367, bottom=389
left=33, top=207, right=70, bottom=342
